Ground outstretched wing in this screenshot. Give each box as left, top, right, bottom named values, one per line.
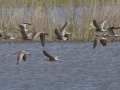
left=31, top=31, right=40, bottom=39
left=55, top=29, right=62, bottom=39
left=22, top=23, right=31, bottom=25
left=23, top=54, right=26, bottom=61
left=93, top=19, right=101, bottom=30
left=16, top=52, right=24, bottom=65
left=60, top=22, right=67, bottom=36
left=20, top=29, right=28, bottom=39
left=40, top=33, right=45, bottom=47
left=100, top=17, right=107, bottom=29
left=93, top=35, right=101, bottom=49
left=108, top=27, right=115, bottom=36
left=43, top=51, right=54, bottom=60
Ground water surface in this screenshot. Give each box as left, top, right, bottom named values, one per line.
left=0, top=42, right=120, bottom=90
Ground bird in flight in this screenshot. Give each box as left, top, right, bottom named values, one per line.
left=93, top=33, right=107, bottom=49
left=55, top=22, right=71, bottom=41
left=93, top=17, right=107, bottom=32
left=16, top=51, right=30, bottom=65
left=43, top=51, right=59, bottom=61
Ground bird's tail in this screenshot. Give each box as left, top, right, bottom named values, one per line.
left=55, top=56, right=59, bottom=61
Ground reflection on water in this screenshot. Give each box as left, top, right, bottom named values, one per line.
left=0, top=42, right=120, bottom=90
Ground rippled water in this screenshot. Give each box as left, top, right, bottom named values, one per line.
left=0, top=42, right=120, bottom=90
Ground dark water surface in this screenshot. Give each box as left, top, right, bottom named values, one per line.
left=0, top=42, right=120, bottom=90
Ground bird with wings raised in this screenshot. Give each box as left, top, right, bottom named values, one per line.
left=93, top=17, right=107, bottom=32
left=55, top=22, right=71, bottom=41
left=16, top=51, right=30, bottom=65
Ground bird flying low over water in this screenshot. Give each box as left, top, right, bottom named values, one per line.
left=40, top=32, right=48, bottom=47
left=55, top=22, right=71, bottom=41
left=93, top=17, right=107, bottom=32
left=93, top=34, right=107, bottom=49
left=13, top=23, right=32, bottom=40
left=32, top=31, right=48, bottom=47
left=43, top=51, right=59, bottom=61
left=16, top=51, right=30, bottom=65
left=19, top=29, right=32, bottom=40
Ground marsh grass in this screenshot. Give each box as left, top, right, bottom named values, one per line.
left=0, top=0, right=120, bottom=42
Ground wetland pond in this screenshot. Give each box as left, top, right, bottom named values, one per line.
left=0, top=42, right=119, bottom=90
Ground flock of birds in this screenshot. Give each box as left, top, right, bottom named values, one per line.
left=93, top=17, right=120, bottom=49
left=0, top=17, right=120, bottom=64
left=7, top=22, right=71, bottom=64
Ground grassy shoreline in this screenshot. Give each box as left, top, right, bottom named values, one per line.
left=0, top=0, right=120, bottom=42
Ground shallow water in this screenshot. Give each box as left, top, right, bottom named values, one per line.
left=0, top=42, right=120, bottom=90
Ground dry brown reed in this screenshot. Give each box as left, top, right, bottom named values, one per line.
left=0, top=0, right=120, bottom=42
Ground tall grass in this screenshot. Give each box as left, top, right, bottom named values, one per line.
left=0, top=0, right=120, bottom=41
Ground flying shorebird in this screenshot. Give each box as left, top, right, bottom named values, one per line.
left=107, top=27, right=120, bottom=37
left=55, top=22, right=71, bottom=41
left=32, top=31, right=48, bottom=47
left=60, top=22, right=71, bottom=36
left=16, top=51, right=30, bottom=65
left=19, top=29, right=32, bottom=40
left=12, top=23, right=32, bottom=40
left=43, top=51, right=59, bottom=61
left=40, top=32, right=48, bottom=47
left=93, top=34, right=107, bottom=49
left=93, top=17, right=107, bottom=32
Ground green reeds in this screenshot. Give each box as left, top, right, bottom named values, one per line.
left=0, top=0, right=120, bottom=42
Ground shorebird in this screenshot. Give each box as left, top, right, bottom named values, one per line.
left=93, top=33, right=107, bottom=49
left=93, top=17, right=107, bottom=32
left=107, top=27, right=120, bottom=37
left=43, top=51, right=59, bottom=61
left=19, top=29, right=32, bottom=40
left=32, top=31, right=48, bottom=47
left=55, top=22, right=71, bottom=41
left=16, top=51, right=30, bottom=65
left=40, top=32, right=48, bottom=47
left=13, top=23, right=32, bottom=40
